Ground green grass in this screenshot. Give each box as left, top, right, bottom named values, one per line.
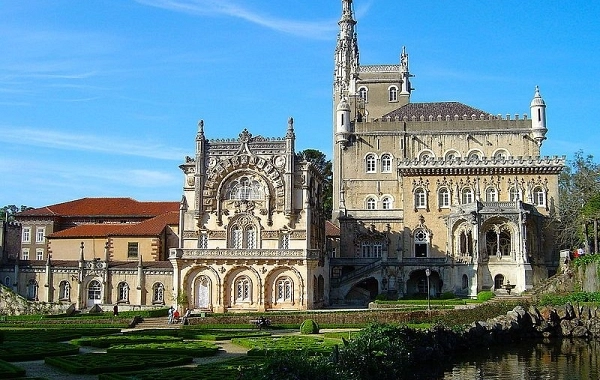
left=123, top=327, right=271, bottom=340
left=45, top=352, right=193, bottom=375
left=107, top=341, right=219, bottom=357
left=232, top=335, right=340, bottom=356
left=1, top=327, right=120, bottom=342
left=0, top=341, right=79, bottom=362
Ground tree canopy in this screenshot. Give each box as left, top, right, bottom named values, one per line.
left=1, top=205, right=33, bottom=222
left=295, top=149, right=333, bottom=220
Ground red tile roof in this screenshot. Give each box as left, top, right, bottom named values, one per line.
left=325, top=220, right=340, bottom=237
left=47, top=211, right=179, bottom=238
left=17, top=198, right=179, bottom=218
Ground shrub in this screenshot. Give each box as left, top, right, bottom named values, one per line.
left=477, top=291, right=495, bottom=302
left=300, top=319, right=319, bottom=334
left=0, top=359, right=25, bottom=378
left=375, top=293, right=388, bottom=301
left=439, top=291, right=456, bottom=300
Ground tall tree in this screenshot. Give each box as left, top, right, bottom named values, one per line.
left=556, top=151, right=600, bottom=252
left=1, top=205, right=32, bottom=222
left=295, top=149, right=333, bottom=220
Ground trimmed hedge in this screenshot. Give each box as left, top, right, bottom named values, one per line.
left=300, top=319, right=319, bottom=334
left=0, top=359, right=25, bottom=378
left=98, top=356, right=267, bottom=380
left=45, top=352, right=193, bottom=375
left=107, top=341, right=219, bottom=357
left=232, top=335, right=338, bottom=356
left=71, top=335, right=181, bottom=348
left=0, top=341, right=79, bottom=361
left=2, top=327, right=120, bottom=342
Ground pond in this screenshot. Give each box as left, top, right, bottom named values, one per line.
left=443, top=339, right=600, bottom=379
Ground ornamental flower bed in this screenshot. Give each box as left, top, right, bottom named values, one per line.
left=98, top=356, right=267, bottom=380
left=231, top=335, right=340, bottom=356
left=0, top=359, right=25, bottom=378
left=45, top=352, right=193, bottom=375
left=107, top=341, right=219, bottom=357
left=0, top=341, right=79, bottom=361
left=71, top=335, right=182, bottom=348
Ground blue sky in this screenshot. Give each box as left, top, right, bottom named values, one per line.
left=1, top=1, right=598, bottom=208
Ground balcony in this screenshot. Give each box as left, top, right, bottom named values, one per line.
left=169, top=248, right=322, bottom=261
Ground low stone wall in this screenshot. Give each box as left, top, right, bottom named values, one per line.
left=0, top=284, right=69, bottom=316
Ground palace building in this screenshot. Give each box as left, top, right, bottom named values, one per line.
left=329, top=0, right=564, bottom=303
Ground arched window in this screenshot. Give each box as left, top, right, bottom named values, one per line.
left=235, top=276, right=252, bottom=303
left=485, top=187, right=498, bottom=202
left=493, top=149, right=509, bottom=160
left=26, top=279, right=38, bottom=301
left=415, top=188, right=427, bottom=209
left=382, top=197, right=392, bottom=210
left=445, top=150, right=459, bottom=161
left=486, top=229, right=512, bottom=257
left=494, top=274, right=505, bottom=290
left=462, top=274, right=469, bottom=289
left=533, top=186, right=546, bottom=206
left=366, top=197, right=376, bottom=210
left=231, top=226, right=243, bottom=249
left=381, top=154, right=392, bottom=172
left=246, top=227, right=257, bottom=249
left=118, top=282, right=129, bottom=303
left=4, top=276, right=10, bottom=286
left=152, top=283, right=165, bottom=304
left=459, top=230, right=473, bottom=256
left=59, top=281, right=71, bottom=300
left=461, top=188, right=474, bottom=204
left=388, top=86, right=398, bottom=102
left=276, top=277, right=293, bottom=303
left=438, top=187, right=450, bottom=208
left=418, top=151, right=434, bottom=161
left=365, top=154, right=376, bottom=173
left=358, top=87, right=368, bottom=101
left=414, top=229, right=429, bottom=258
left=509, top=186, right=521, bottom=202
left=227, top=176, right=264, bottom=200
left=87, top=280, right=101, bottom=302
left=467, top=150, right=482, bottom=161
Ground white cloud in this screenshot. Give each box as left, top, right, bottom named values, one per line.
left=135, top=0, right=338, bottom=39
left=0, top=126, right=187, bottom=161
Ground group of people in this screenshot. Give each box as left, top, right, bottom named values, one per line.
left=167, top=306, right=192, bottom=324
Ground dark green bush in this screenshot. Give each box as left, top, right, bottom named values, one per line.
left=0, top=341, right=79, bottom=361
left=300, top=319, right=319, bottom=334
left=375, top=293, right=388, bottom=301
left=0, top=359, right=25, bottom=378
left=440, top=291, right=456, bottom=300
left=477, top=291, right=495, bottom=302
left=539, top=292, right=600, bottom=306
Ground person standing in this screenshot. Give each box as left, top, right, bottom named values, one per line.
left=168, top=306, right=174, bottom=324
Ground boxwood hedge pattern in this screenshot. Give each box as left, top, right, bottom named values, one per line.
left=71, top=335, right=182, bottom=348
left=0, top=341, right=79, bottom=362
left=107, top=341, right=219, bottom=357
left=0, top=359, right=26, bottom=378
left=231, top=335, right=340, bottom=356
left=123, top=328, right=271, bottom=340
left=1, top=327, right=121, bottom=342
left=98, top=356, right=267, bottom=380
left=45, top=352, right=193, bottom=375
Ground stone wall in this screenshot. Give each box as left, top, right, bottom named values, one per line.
left=0, top=284, right=69, bottom=316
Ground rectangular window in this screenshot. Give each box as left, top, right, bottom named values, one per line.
left=22, top=227, right=31, bottom=243
left=280, top=234, right=290, bottom=249
left=22, top=249, right=29, bottom=260
left=199, top=234, right=208, bottom=249
left=373, top=243, right=383, bottom=258
left=127, top=242, right=139, bottom=258
left=36, top=249, right=44, bottom=261
left=36, top=227, right=45, bottom=243
left=361, top=242, right=372, bottom=258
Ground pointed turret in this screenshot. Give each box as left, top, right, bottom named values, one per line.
left=334, top=0, right=359, bottom=101
left=530, top=86, right=547, bottom=146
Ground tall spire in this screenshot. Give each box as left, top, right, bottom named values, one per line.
left=334, top=0, right=359, bottom=101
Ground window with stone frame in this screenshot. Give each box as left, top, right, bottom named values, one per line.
left=118, top=282, right=129, bottom=303
left=153, top=282, right=165, bottom=304
left=276, top=277, right=293, bottom=303
left=533, top=186, right=546, bottom=206
left=438, top=187, right=450, bottom=208
left=279, top=233, right=290, bottom=249
left=485, top=187, right=498, bottom=202
left=381, top=154, right=392, bottom=172
left=127, top=242, right=138, bottom=258
left=22, top=227, right=31, bottom=243
left=235, top=276, right=252, bottom=303
left=358, top=86, right=368, bottom=101
left=382, top=196, right=392, bottom=210
left=366, top=197, right=376, bottom=210
left=36, top=249, right=43, bottom=261
left=461, top=187, right=474, bottom=204
left=21, top=248, right=29, bottom=260
left=226, top=176, right=265, bottom=200
left=414, top=229, right=429, bottom=258
left=365, top=154, right=376, bottom=173
left=415, top=188, right=427, bottom=209
left=26, top=279, right=38, bottom=300
left=198, top=233, right=208, bottom=249
left=509, top=186, right=521, bottom=202
left=59, top=281, right=70, bottom=300
left=388, top=86, right=398, bottom=102
left=361, top=241, right=383, bottom=258
left=36, top=227, right=45, bottom=243
left=88, top=280, right=102, bottom=302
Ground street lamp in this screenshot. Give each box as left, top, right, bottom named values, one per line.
left=425, top=268, right=431, bottom=314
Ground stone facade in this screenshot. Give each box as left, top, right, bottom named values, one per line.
left=170, top=118, right=328, bottom=313
left=330, top=0, right=565, bottom=304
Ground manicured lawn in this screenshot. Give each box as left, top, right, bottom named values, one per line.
left=45, top=352, right=193, bottom=375
left=0, top=341, right=79, bottom=361
left=232, top=335, right=340, bottom=356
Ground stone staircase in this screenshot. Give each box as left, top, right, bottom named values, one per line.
left=134, top=316, right=181, bottom=329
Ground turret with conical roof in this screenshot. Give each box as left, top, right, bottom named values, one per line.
left=530, top=86, right=548, bottom=146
